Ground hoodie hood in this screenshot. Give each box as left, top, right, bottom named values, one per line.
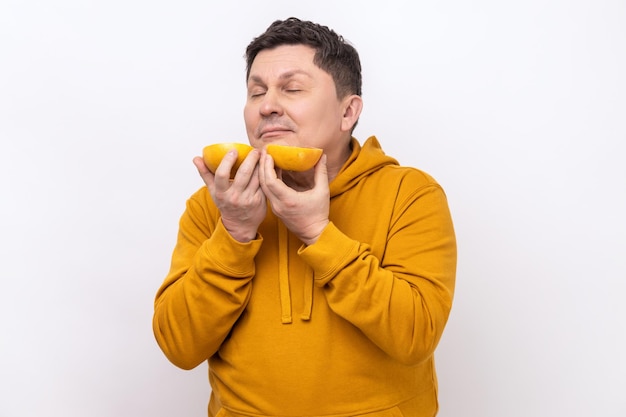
left=329, top=136, right=399, bottom=198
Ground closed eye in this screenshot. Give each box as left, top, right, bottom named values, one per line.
left=248, top=89, right=266, bottom=98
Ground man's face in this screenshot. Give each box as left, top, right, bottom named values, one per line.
left=244, top=44, right=350, bottom=153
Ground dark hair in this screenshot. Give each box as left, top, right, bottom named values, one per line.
left=245, top=17, right=362, bottom=99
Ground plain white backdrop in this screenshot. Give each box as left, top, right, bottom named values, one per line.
left=1, top=1, right=625, bottom=416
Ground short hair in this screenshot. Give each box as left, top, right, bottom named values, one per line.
left=245, top=17, right=362, bottom=99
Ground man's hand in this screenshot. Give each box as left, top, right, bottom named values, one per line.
left=193, top=149, right=266, bottom=242
left=258, top=150, right=330, bottom=246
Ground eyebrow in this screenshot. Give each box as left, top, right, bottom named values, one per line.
left=248, top=69, right=313, bottom=85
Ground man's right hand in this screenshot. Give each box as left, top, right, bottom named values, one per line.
left=193, top=148, right=266, bottom=242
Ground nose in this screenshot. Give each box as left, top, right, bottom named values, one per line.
left=259, top=89, right=283, bottom=117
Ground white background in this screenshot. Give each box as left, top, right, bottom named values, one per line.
left=1, top=1, right=625, bottom=416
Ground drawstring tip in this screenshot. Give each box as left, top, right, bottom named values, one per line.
left=281, top=315, right=293, bottom=324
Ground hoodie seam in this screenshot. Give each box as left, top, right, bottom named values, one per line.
left=312, top=240, right=360, bottom=284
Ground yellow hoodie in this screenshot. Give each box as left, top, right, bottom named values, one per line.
left=153, top=136, right=457, bottom=417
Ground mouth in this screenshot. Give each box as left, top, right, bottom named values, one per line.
left=256, top=117, right=296, bottom=140
left=258, top=126, right=293, bottom=139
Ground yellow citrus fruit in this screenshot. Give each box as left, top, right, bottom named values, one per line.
left=266, top=144, right=323, bottom=171
left=202, top=142, right=253, bottom=176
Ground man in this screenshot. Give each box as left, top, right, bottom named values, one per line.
left=153, top=17, right=457, bottom=417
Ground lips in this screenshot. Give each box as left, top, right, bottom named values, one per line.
left=258, top=126, right=292, bottom=139
left=256, top=118, right=296, bottom=139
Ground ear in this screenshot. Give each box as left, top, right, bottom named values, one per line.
left=340, top=94, right=363, bottom=132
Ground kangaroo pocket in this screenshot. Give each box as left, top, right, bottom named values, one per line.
left=213, top=407, right=404, bottom=417
left=358, top=405, right=405, bottom=417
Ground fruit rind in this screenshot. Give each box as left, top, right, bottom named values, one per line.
left=202, top=142, right=253, bottom=175
left=266, top=144, right=323, bottom=171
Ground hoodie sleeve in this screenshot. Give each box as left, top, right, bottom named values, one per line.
left=299, top=179, right=457, bottom=366
left=152, top=189, right=262, bottom=370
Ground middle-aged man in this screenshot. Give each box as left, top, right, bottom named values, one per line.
left=153, top=17, right=457, bottom=417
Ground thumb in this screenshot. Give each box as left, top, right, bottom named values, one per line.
left=313, top=154, right=329, bottom=186
left=193, top=156, right=215, bottom=188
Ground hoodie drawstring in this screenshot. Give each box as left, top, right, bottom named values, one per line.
left=277, top=221, right=313, bottom=323
left=278, top=222, right=292, bottom=324
left=301, top=270, right=313, bottom=321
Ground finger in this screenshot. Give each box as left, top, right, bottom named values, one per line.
left=193, top=156, right=215, bottom=188
left=248, top=162, right=262, bottom=190
left=258, top=149, right=276, bottom=189
left=214, top=149, right=238, bottom=189
left=232, top=149, right=261, bottom=187
left=313, top=154, right=328, bottom=188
